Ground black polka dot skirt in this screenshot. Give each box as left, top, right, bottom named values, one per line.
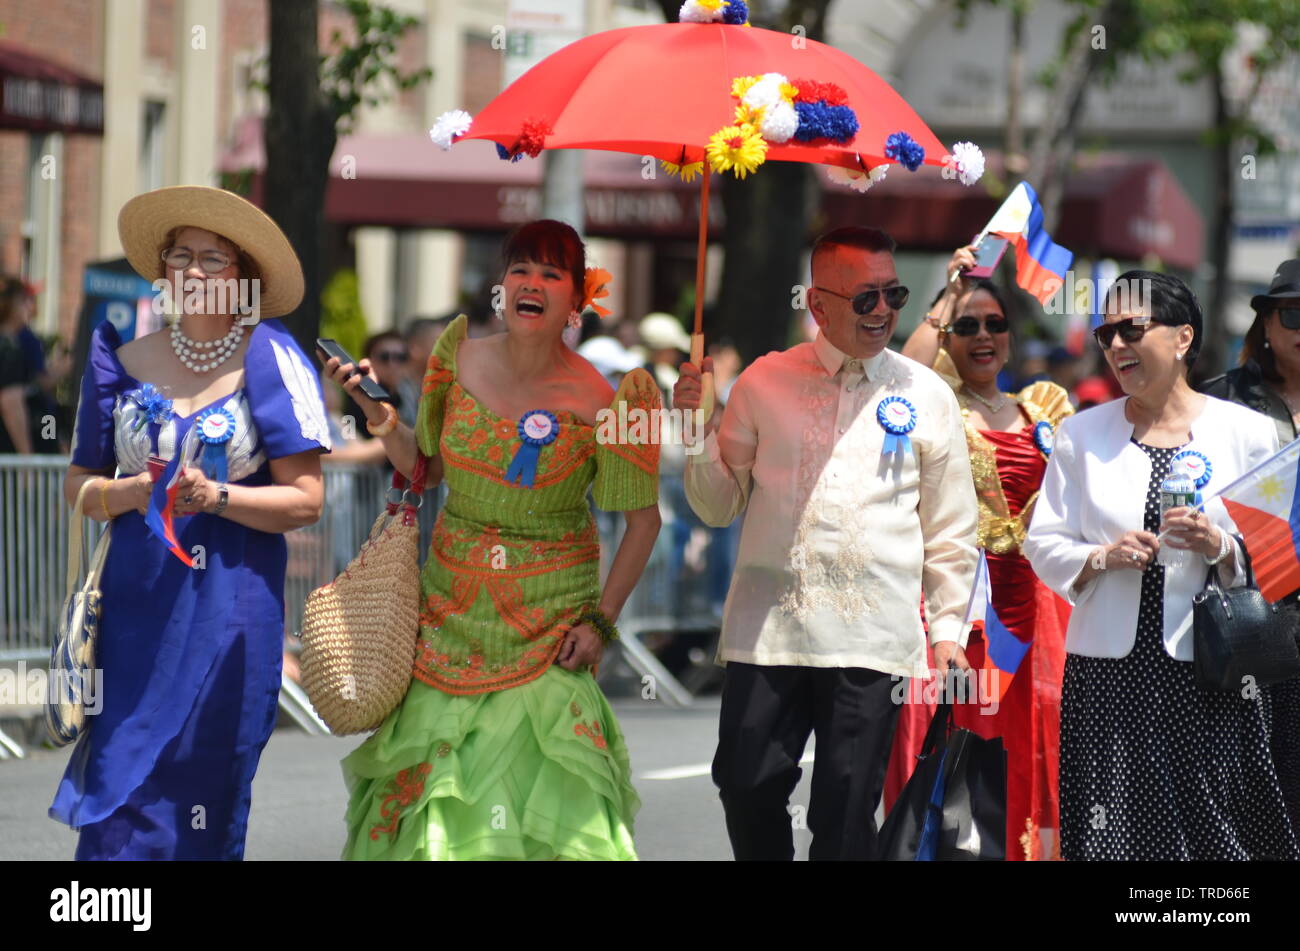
left=1059, top=442, right=1300, bottom=860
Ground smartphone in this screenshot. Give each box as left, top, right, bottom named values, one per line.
left=964, top=236, right=1010, bottom=279
left=316, top=338, right=391, bottom=403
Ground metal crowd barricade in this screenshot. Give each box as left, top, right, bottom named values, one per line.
left=1, top=454, right=726, bottom=754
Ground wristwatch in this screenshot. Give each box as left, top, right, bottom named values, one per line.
left=213, top=484, right=229, bottom=516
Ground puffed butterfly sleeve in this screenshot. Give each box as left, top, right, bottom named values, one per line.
left=415, top=314, right=465, bottom=458
left=243, top=319, right=332, bottom=459
left=69, top=320, right=128, bottom=471
left=592, top=367, right=661, bottom=512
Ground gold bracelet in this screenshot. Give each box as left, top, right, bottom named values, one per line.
left=366, top=402, right=398, bottom=437
left=99, top=477, right=113, bottom=520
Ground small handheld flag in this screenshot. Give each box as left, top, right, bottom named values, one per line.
left=962, top=549, right=1027, bottom=702
left=1207, top=438, right=1300, bottom=602
left=144, top=451, right=195, bottom=567
left=979, top=181, right=1074, bottom=307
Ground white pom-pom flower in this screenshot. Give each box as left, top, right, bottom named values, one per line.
left=826, top=164, right=888, bottom=193
left=679, top=1, right=717, bottom=23
left=429, top=109, right=473, bottom=150
left=760, top=100, right=799, bottom=144
left=742, top=73, right=789, bottom=113
left=950, top=141, right=985, bottom=186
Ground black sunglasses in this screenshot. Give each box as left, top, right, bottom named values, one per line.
left=373, top=350, right=409, bottom=364
left=1093, top=317, right=1167, bottom=350
left=1276, top=308, right=1300, bottom=330
left=946, top=315, right=1010, bottom=337
left=816, top=284, right=910, bottom=314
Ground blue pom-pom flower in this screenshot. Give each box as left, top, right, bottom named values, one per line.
left=723, top=0, right=749, bottom=24
left=884, top=131, right=925, bottom=172
left=792, top=101, right=859, bottom=145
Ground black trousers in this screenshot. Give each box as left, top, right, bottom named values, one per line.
left=712, top=662, right=901, bottom=861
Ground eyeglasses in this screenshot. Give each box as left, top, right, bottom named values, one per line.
left=815, top=284, right=910, bottom=315
left=1276, top=308, right=1300, bottom=330
left=946, top=315, right=1010, bottom=336
left=372, top=350, right=409, bottom=365
left=1093, top=317, right=1163, bottom=350
left=161, top=247, right=235, bottom=275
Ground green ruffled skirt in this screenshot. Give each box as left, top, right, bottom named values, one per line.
left=341, top=666, right=639, bottom=860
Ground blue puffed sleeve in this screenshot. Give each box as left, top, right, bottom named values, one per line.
left=69, top=321, right=127, bottom=470
left=243, top=319, right=332, bottom=459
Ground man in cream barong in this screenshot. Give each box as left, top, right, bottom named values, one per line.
left=674, top=227, right=979, bottom=860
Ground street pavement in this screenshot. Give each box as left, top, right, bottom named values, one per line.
left=0, top=696, right=819, bottom=861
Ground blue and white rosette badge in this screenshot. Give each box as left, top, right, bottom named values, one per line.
left=194, top=406, right=236, bottom=481
left=877, top=396, right=918, bottom=459
left=505, top=409, right=559, bottom=488
left=1171, top=450, right=1212, bottom=504
left=1034, top=420, right=1055, bottom=456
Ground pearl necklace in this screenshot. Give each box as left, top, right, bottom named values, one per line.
left=961, top=384, right=1008, bottom=413
left=171, top=320, right=244, bottom=373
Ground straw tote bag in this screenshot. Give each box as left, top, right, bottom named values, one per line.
left=46, top=478, right=111, bottom=747
left=299, top=455, right=427, bottom=734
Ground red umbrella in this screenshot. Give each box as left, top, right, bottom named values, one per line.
left=430, top=16, right=981, bottom=411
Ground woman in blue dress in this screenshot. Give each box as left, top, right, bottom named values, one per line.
left=53, top=186, right=330, bottom=860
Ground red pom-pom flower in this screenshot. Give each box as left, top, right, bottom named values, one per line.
left=518, top=118, right=553, bottom=158
left=792, top=80, right=848, bottom=106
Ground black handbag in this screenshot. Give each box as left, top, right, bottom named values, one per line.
left=1192, top=536, right=1300, bottom=692
left=879, top=701, right=1007, bottom=861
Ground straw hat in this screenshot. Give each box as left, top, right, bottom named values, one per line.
left=117, top=185, right=304, bottom=318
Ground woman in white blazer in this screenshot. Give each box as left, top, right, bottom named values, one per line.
left=1024, top=270, right=1298, bottom=861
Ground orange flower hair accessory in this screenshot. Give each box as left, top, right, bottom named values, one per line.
left=582, top=267, right=613, bottom=317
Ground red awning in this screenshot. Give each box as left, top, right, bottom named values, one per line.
left=221, top=117, right=718, bottom=240
left=821, top=151, right=1205, bottom=270
left=0, top=41, right=103, bottom=135
left=221, top=119, right=1204, bottom=266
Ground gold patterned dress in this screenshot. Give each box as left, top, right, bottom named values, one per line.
left=341, top=315, right=661, bottom=860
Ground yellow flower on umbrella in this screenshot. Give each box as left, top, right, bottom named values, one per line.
left=660, top=159, right=705, bottom=182
left=707, top=123, right=768, bottom=179
left=734, top=102, right=764, bottom=126
left=582, top=267, right=614, bottom=318
left=731, top=75, right=760, bottom=99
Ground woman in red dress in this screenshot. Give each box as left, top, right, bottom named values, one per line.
left=890, top=246, right=1072, bottom=860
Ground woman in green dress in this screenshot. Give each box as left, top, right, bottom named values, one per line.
left=321, top=220, right=662, bottom=859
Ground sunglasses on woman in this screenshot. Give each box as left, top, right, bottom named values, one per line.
left=372, top=350, right=409, bottom=365
left=815, top=284, right=911, bottom=314
left=946, top=315, right=1010, bottom=336
left=1276, top=308, right=1300, bottom=330
left=1093, top=317, right=1161, bottom=350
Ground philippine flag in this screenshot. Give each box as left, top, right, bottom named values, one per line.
left=1212, top=439, right=1300, bottom=602
left=981, top=181, right=1074, bottom=307
left=144, top=451, right=195, bottom=567
left=963, top=549, right=1027, bottom=702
